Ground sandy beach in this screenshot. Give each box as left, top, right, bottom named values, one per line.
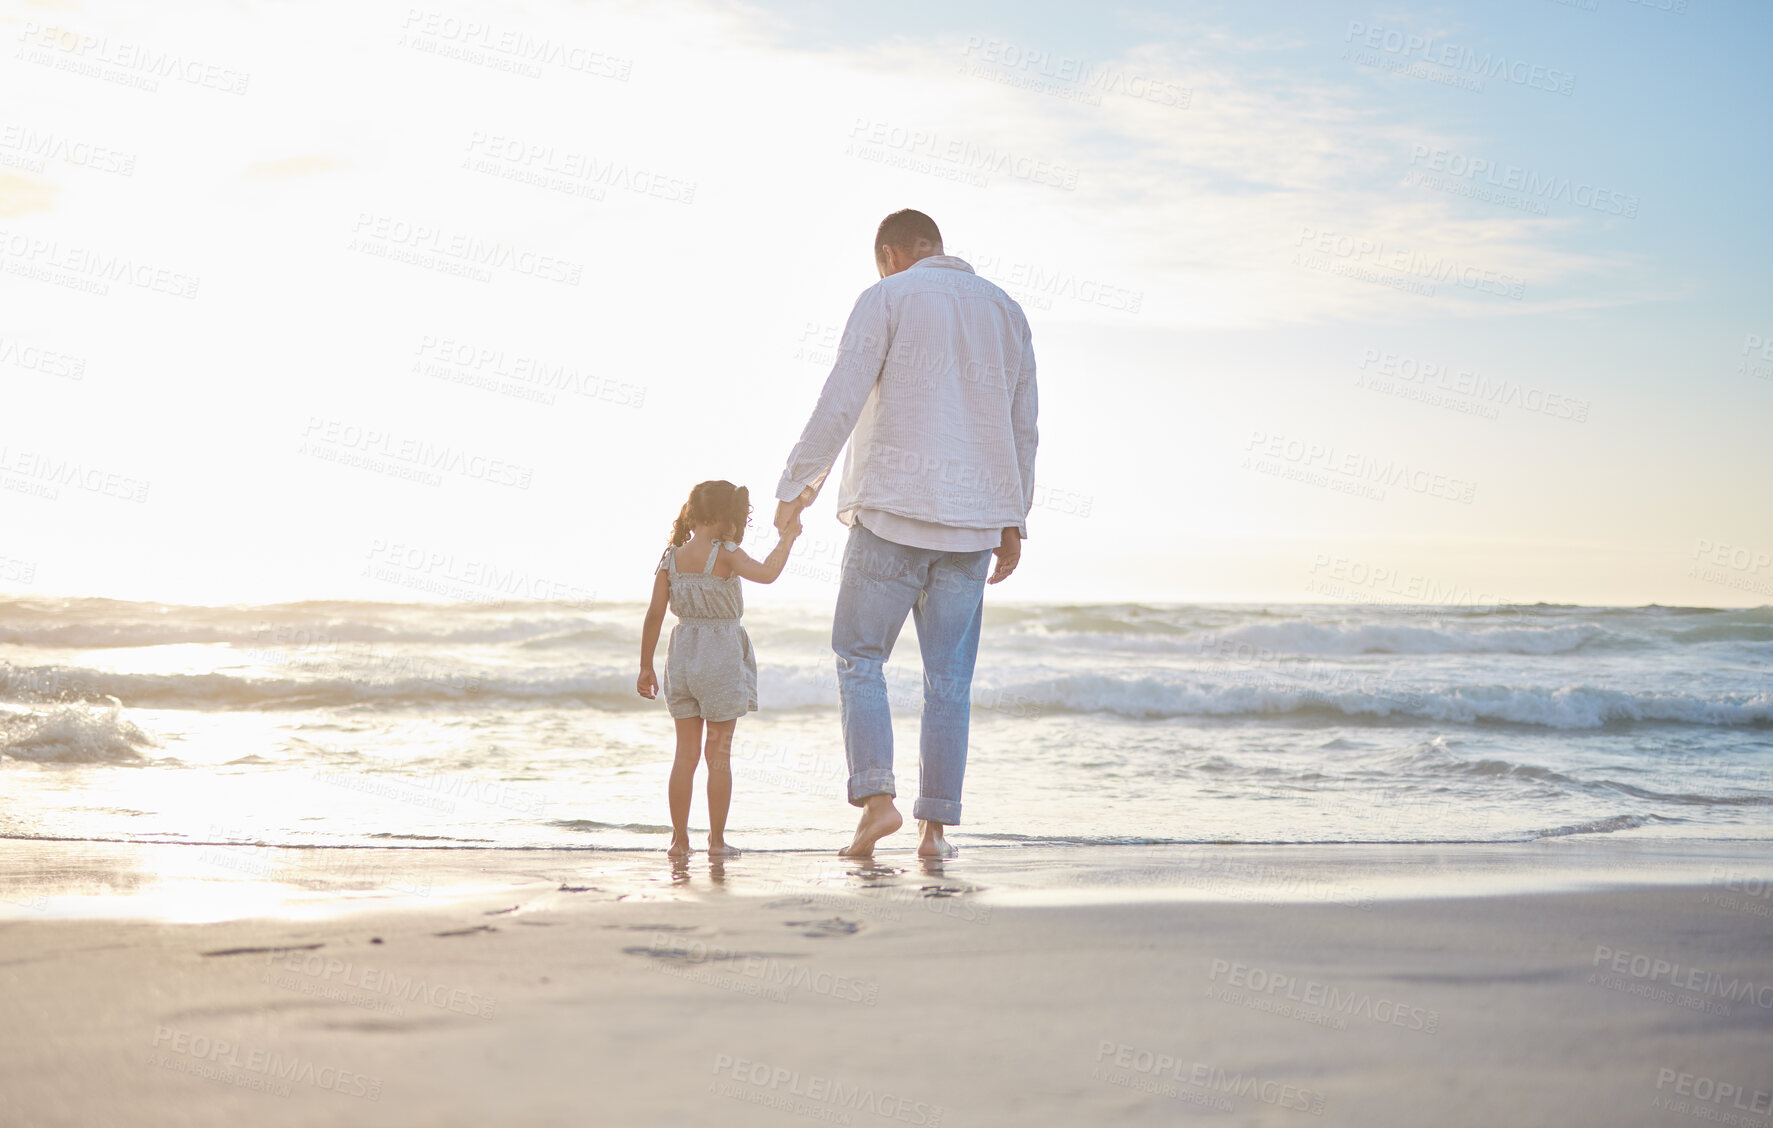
left=5, top=838, right=1771, bottom=1127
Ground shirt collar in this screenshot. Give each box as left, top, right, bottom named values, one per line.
left=910, top=254, right=975, bottom=274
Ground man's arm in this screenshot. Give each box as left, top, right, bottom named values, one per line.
left=774, top=286, right=892, bottom=529
left=990, top=323, right=1037, bottom=585
left=1010, top=320, right=1039, bottom=540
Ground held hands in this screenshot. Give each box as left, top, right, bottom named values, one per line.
left=987, top=528, right=1021, bottom=584
left=637, top=668, right=659, bottom=699
left=773, top=487, right=815, bottom=535
left=780, top=510, right=803, bottom=539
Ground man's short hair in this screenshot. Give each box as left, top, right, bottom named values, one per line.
left=875, top=209, right=943, bottom=270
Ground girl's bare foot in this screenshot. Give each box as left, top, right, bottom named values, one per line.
left=839, top=796, right=903, bottom=856
left=917, top=820, right=958, bottom=858
left=707, top=840, right=740, bottom=858
left=667, top=837, right=691, bottom=858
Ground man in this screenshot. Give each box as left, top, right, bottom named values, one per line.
left=774, top=209, right=1039, bottom=858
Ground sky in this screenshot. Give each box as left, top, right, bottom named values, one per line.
left=2, top=0, right=1769, bottom=608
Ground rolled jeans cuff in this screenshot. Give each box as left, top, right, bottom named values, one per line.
left=912, top=797, right=962, bottom=825
left=848, top=769, right=896, bottom=807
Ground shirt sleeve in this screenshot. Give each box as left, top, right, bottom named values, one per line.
left=1010, top=319, right=1039, bottom=539
left=775, top=284, right=892, bottom=504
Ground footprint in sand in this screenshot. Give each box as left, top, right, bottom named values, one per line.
left=433, top=925, right=497, bottom=938
left=622, top=945, right=806, bottom=965
left=764, top=896, right=818, bottom=909
left=919, top=884, right=981, bottom=898
left=846, top=866, right=906, bottom=879
left=558, top=885, right=627, bottom=900
left=785, top=917, right=862, bottom=938
left=201, top=943, right=324, bottom=958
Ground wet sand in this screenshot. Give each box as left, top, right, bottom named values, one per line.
left=3, top=838, right=1771, bottom=1126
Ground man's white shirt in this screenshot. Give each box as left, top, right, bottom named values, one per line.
left=775, top=255, right=1039, bottom=551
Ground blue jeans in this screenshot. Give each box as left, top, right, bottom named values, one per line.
left=833, top=522, right=991, bottom=825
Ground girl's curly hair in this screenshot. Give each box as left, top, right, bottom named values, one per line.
left=670, top=480, right=751, bottom=547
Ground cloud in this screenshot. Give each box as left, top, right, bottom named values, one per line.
left=718, top=6, right=1642, bottom=328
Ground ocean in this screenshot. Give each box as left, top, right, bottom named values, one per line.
left=2, top=598, right=1769, bottom=854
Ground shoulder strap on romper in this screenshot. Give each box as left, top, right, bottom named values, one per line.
left=702, top=540, right=723, bottom=574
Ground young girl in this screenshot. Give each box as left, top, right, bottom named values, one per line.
left=638, top=480, right=801, bottom=857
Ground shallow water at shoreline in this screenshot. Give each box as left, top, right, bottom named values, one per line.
left=3, top=598, right=1770, bottom=852
left=6, top=837, right=1773, bottom=924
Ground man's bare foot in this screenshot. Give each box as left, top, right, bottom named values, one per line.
left=707, top=840, right=740, bottom=858
left=667, top=837, right=691, bottom=858
left=839, top=797, right=903, bottom=857
left=917, top=820, right=958, bottom=858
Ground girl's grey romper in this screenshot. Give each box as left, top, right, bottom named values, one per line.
left=657, top=540, right=758, bottom=722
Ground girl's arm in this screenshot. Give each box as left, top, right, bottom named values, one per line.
left=637, top=569, right=670, bottom=698
left=727, top=519, right=802, bottom=584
